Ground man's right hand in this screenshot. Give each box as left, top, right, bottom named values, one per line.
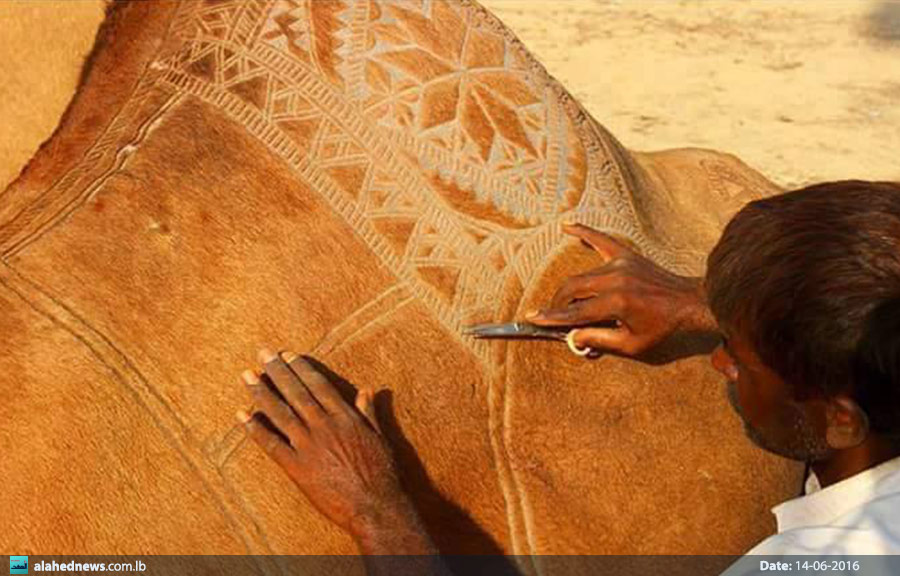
left=527, top=223, right=717, bottom=357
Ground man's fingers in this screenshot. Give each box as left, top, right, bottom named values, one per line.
left=563, top=222, right=630, bottom=261
left=238, top=410, right=296, bottom=468
left=547, top=275, right=596, bottom=311
left=547, top=269, right=621, bottom=311
left=527, top=302, right=589, bottom=326
left=355, top=389, right=382, bottom=435
left=241, top=370, right=307, bottom=443
left=258, top=348, right=323, bottom=421
left=572, top=327, right=644, bottom=356
left=285, top=354, right=352, bottom=417
left=529, top=295, right=625, bottom=327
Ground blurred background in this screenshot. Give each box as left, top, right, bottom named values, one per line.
left=1, top=0, right=898, bottom=191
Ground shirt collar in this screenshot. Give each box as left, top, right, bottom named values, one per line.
left=772, top=455, right=900, bottom=533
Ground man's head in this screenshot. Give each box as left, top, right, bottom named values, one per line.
left=705, top=180, right=900, bottom=462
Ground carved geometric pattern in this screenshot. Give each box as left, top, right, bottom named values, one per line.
left=261, top=0, right=352, bottom=88
left=255, top=0, right=600, bottom=228
left=149, top=0, right=683, bottom=352
left=357, top=1, right=553, bottom=215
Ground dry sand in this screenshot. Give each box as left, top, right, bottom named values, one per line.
left=1, top=0, right=898, bottom=192
left=0, top=0, right=107, bottom=190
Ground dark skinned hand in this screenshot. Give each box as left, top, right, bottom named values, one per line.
left=236, top=349, right=432, bottom=552
left=527, top=223, right=716, bottom=356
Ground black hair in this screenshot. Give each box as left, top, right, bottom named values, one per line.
left=706, top=180, right=900, bottom=437
left=854, top=296, right=900, bottom=437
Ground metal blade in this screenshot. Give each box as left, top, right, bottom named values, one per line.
left=462, top=322, right=525, bottom=338
left=463, top=322, right=566, bottom=340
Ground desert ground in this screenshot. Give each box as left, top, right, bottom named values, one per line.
left=1, top=0, right=898, bottom=192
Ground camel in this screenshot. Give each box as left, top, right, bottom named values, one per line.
left=0, top=0, right=801, bottom=568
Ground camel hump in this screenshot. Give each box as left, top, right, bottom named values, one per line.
left=624, top=148, right=782, bottom=272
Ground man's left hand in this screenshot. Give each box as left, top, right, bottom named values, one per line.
left=236, top=349, right=416, bottom=541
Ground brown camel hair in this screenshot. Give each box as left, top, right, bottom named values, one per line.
left=0, top=0, right=801, bottom=566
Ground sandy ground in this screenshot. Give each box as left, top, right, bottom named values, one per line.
left=1, top=1, right=898, bottom=191
left=0, top=0, right=107, bottom=190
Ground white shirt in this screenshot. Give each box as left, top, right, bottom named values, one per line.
left=745, top=455, right=900, bottom=555
left=722, top=456, right=900, bottom=575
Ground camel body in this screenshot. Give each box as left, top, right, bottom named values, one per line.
left=0, top=0, right=800, bottom=563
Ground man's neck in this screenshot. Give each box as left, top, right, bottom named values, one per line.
left=812, top=435, right=900, bottom=488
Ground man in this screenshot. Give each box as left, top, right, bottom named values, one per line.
left=235, top=180, right=900, bottom=568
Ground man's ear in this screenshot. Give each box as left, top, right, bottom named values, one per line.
left=825, top=396, right=870, bottom=450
